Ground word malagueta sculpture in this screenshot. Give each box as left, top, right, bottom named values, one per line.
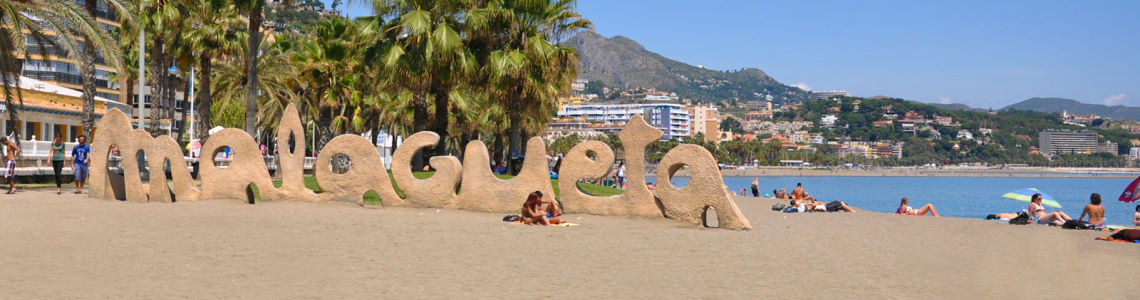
left=87, top=105, right=752, bottom=230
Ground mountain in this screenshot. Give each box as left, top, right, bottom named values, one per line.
left=928, top=103, right=973, bottom=111
left=564, top=31, right=810, bottom=104
left=1003, top=97, right=1140, bottom=121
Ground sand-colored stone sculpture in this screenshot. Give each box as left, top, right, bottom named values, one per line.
left=314, top=135, right=404, bottom=205
left=390, top=132, right=461, bottom=207
left=454, top=138, right=556, bottom=213
left=144, top=135, right=200, bottom=202
left=655, top=144, right=752, bottom=230
left=559, top=115, right=664, bottom=217
left=198, top=128, right=278, bottom=202
left=87, top=107, right=751, bottom=229
left=274, top=104, right=314, bottom=199
left=89, top=108, right=148, bottom=201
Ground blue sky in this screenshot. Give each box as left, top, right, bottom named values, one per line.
left=332, top=0, right=1139, bottom=108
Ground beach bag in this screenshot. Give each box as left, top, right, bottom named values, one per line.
left=502, top=215, right=521, bottom=222
left=1061, top=220, right=1092, bottom=230
left=1008, top=212, right=1031, bottom=225
left=772, top=204, right=787, bottom=211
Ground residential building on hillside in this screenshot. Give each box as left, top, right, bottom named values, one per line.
left=557, top=104, right=690, bottom=140
left=1039, top=129, right=1099, bottom=155
left=571, top=78, right=587, bottom=91
left=820, top=114, right=838, bottom=128
left=1098, top=141, right=1119, bottom=155
left=688, top=104, right=718, bottom=142
left=1130, top=147, right=1140, bottom=160
left=957, top=130, right=974, bottom=140
left=808, top=90, right=849, bottom=100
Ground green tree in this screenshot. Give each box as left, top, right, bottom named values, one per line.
left=181, top=0, right=247, bottom=142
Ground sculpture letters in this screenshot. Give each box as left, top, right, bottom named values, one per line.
left=87, top=105, right=752, bottom=230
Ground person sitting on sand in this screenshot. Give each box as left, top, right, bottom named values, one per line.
left=1029, top=193, right=1071, bottom=225
left=1078, top=193, right=1105, bottom=228
left=772, top=189, right=788, bottom=199
left=521, top=191, right=562, bottom=225
left=896, top=197, right=939, bottom=217
left=790, top=183, right=815, bottom=201
left=1133, top=205, right=1139, bottom=226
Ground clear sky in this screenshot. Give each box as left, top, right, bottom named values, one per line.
left=333, top=0, right=1139, bottom=109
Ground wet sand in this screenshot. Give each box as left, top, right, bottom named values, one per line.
left=1, top=189, right=1137, bottom=298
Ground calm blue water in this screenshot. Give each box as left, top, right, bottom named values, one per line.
left=649, top=176, right=1140, bottom=225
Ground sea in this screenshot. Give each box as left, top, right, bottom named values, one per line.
left=649, top=176, right=1140, bottom=225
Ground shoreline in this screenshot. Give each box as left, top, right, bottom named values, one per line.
left=662, top=167, right=1140, bottom=178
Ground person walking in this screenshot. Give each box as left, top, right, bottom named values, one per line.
left=71, top=135, right=90, bottom=194
left=49, top=134, right=65, bottom=194
left=617, top=162, right=626, bottom=189
left=1, top=136, right=20, bottom=194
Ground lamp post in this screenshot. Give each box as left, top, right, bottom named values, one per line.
left=188, top=66, right=194, bottom=140
left=167, top=66, right=181, bottom=137
left=137, top=12, right=145, bottom=130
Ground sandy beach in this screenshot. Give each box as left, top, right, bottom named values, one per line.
left=1, top=189, right=1138, bottom=298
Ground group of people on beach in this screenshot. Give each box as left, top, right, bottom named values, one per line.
left=1, top=134, right=91, bottom=195
left=983, top=192, right=1138, bottom=228
left=768, top=181, right=855, bottom=213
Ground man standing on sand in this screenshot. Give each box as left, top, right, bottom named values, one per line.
left=1, top=137, right=20, bottom=194
left=71, top=135, right=90, bottom=194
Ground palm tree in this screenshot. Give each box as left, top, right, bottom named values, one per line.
left=469, top=0, right=590, bottom=173
left=180, top=0, right=246, bottom=142
left=0, top=0, right=126, bottom=141
left=209, top=37, right=297, bottom=135
left=78, top=0, right=133, bottom=138
left=368, top=0, right=475, bottom=169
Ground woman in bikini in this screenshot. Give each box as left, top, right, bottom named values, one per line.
left=1028, top=193, right=1071, bottom=225
left=520, top=191, right=562, bottom=225
left=896, top=197, right=939, bottom=217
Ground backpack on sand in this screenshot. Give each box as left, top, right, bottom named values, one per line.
left=1008, top=212, right=1031, bottom=225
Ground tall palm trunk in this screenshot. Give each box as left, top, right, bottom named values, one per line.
left=411, top=93, right=428, bottom=171
left=430, top=82, right=448, bottom=157
left=176, top=70, right=190, bottom=142
left=507, top=107, right=522, bottom=175
left=79, top=0, right=98, bottom=139
left=244, top=4, right=263, bottom=137
left=148, top=38, right=164, bottom=135
left=196, top=55, right=212, bottom=143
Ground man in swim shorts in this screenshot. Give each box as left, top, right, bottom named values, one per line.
left=1, top=137, right=19, bottom=194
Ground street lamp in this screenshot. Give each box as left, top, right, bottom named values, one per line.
left=167, top=66, right=181, bottom=137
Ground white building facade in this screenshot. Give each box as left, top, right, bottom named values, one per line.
left=557, top=104, right=690, bottom=140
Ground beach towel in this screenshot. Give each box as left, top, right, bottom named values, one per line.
left=509, top=221, right=578, bottom=227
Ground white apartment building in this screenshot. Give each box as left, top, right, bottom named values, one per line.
left=557, top=104, right=690, bottom=140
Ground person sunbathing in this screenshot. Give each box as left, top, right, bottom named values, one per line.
left=1028, top=193, right=1070, bottom=225
left=790, top=198, right=855, bottom=213
left=896, top=197, right=939, bottom=217
left=520, top=191, right=562, bottom=225
left=1078, top=193, right=1105, bottom=228
left=772, top=189, right=789, bottom=199
left=986, top=212, right=1021, bottom=220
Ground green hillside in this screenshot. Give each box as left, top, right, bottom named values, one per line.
left=565, top=31, right=810, bottom=104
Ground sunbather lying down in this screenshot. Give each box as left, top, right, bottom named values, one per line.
left=789, top=198, right=856, bottom=212
left=1096, top=229, right=1140, bottom=242
left=521, top=191, right=563, bottom=225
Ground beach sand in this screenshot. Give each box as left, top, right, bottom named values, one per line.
left=1, top=189, right=1137, bottom=298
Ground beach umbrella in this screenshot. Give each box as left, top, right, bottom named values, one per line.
left=1119, top=176, right=1140, bottom=203
left=1002, top=188, right=1062, bottom=209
